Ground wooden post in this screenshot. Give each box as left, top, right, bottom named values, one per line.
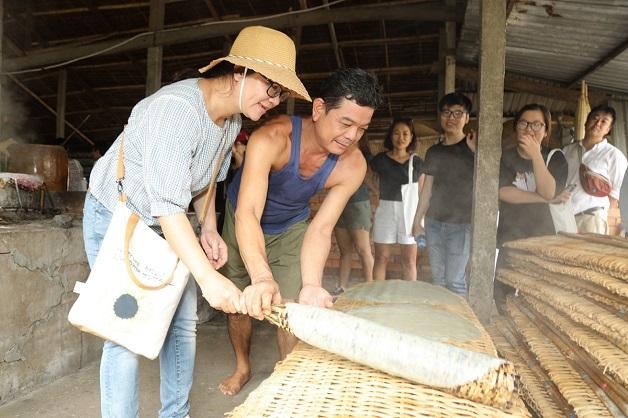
left=146, top=0, right=165, bottom=96
left=56, top=69, right=67, bottom=139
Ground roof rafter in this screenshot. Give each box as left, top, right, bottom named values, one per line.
left=566, top=37, right=628, bottom=89
left=3, top=3, right=463, bottom=73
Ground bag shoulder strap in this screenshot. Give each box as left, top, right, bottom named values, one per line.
left=545, top=148, right=564, bottom=168
left=576, top=142, right=584, bottom=164
left=116, top=129, right=127, bottom=203
left=407, top=153, right=418, bottom=183
left=198, top=117, right=232, bottom=226
left=116, top=118, right=232, bottom=227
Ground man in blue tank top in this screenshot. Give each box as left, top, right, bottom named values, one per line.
left=219, top=68, right=383, bottom=395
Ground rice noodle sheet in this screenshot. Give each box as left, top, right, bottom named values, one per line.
left=284, top=302, right=510, bottom=388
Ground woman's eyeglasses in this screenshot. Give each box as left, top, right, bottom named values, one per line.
left=515, top=121, right=546, bottom=132
left=261, top=75, right=291, bottom=102
left=441, top=109, right=466, bottom=119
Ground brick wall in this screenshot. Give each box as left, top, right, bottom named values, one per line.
left=608, top=197, right=624, bottom=236
left=311, top=188, right=432, bottom=282
left=312, top=191, right=624, bottom=284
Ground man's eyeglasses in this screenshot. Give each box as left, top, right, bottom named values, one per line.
left=441, top=109, right=466, bottom=119
left=515, top=121, right=546, bottom=132
left=261, top=75, right=291, bottom=102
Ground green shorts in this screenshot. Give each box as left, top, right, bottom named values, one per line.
left=335, top=199, right=372, bottom=230
left=219, top=200, right=306, bottom=301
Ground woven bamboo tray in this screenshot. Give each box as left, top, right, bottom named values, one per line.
left=228, top=281, right=529, bottom=417
left=497, top=269, right=628, bottom=353
left=506, top=251, right=628, bottom=298
left=227, top=342, right=529, bottom=418
left=503, top=234, right=628, bottom=281
left=522, top=293, right=628, bottom=386
left=506, top=256, right=628, bottom=311
left=336, top=280, right=498, bottom=356
left=494, top=234, right=628, bottom=416
left=504, top=297, right=615, bottom=417
left=487, top=321, right=568, bottom=418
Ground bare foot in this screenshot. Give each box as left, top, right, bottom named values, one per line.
left=219, top=370, right=250, bottom=396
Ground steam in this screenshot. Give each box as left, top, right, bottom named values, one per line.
left=0, top=86, right=38, bottom=166
left=1, top=85, right=38, bottom=145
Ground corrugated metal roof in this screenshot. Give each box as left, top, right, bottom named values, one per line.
left=456, top=0, right=628, bottom=151
left=459, top=0, right=628, bottom=99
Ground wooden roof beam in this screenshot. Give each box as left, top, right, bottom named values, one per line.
left=456, top=66, right=610, bottom=105
left=566, top=37, right=628, bottom=89
left=3, top=3, right=463, bottom=73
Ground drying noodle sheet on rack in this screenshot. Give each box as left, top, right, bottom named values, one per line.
left=493, top=233, right=628, bottom=418
left=229, top=280, right=528, bottom=417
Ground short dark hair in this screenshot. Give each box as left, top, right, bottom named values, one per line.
left=383, top=117, right=417, bottom=152
left=438, top=92, right=472, bottom=113
left=587, top=104, right=616, bottom=126
left=317, top=68, right=383, bottom=112
left=513, top=103, right=552, bottom=138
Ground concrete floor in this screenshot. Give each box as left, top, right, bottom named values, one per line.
left=0, top=313, right=280, bottom=418
left=0, top=275, right=355, bottom=418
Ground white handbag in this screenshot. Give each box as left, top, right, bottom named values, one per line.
left=68, top=199, right=191, bottom=359
left=400, top=154, right=420, bottom=235
left=546, top=149, right=578, bottom=234
left=69, top=127, right=227, bottom=359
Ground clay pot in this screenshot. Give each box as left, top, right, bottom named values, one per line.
left=7, top=144, right=69, bottom=191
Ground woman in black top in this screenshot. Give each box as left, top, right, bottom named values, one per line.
left=370, top=118, right=424, bottom=281
left=497, top=104, right=569, bottom=247
left=495, top=103, right=570, bottom=309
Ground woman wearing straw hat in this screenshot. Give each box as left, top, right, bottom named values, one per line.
left=84, top=26, right=309, bottom=418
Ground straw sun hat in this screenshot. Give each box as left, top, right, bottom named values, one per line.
left=199, top=26, right=311, bottom=101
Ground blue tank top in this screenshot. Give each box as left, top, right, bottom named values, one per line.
left=226, top=115, right=339, bottom=234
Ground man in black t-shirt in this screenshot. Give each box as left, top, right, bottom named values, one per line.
left=412, top=93, right=475, bottom=298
